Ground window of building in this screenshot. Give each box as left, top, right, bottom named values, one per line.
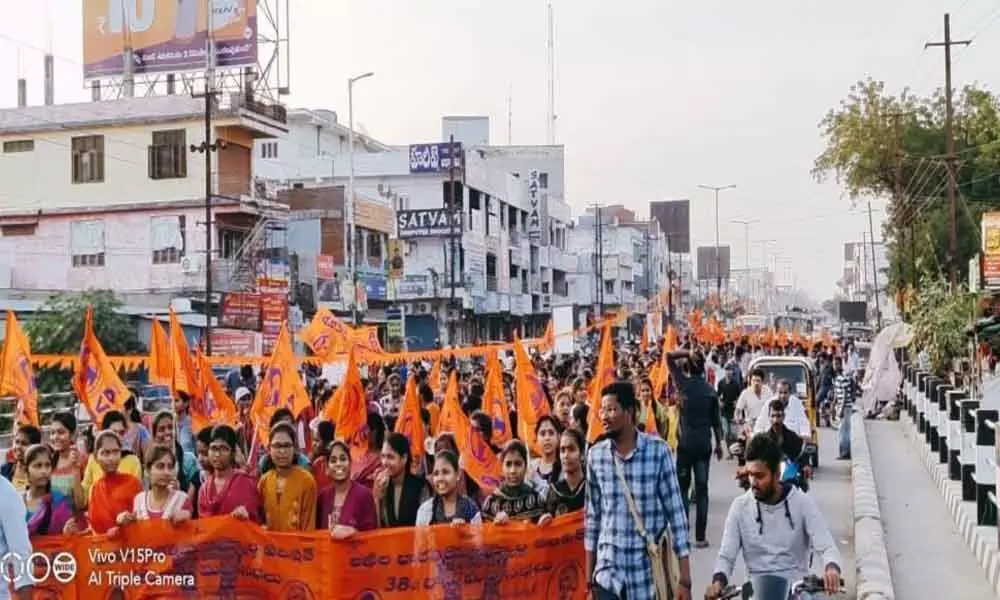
left=260, top=142, right=278, bottom=159
left=2, top=140, right=34, bottom=153
left=0, top=223, right=36, bottom=236
left=70, top=219, right=106, bottom=267
left=151, top=215, right=186, bottom=264
left=538, top=172, right=549, bottom=189
left=71, top=135, right=105, bottom=184
left=148, top=129, right=187, bottom=180
left=366, top=231, right=382, bottom=262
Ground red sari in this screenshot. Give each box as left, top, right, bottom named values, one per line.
left=88, top=472, right=142, bottom=534
left=197, top=470, right=261, bottom=521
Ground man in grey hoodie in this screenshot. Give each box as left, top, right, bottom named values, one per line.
left=705, top=434, right=842, bottom=598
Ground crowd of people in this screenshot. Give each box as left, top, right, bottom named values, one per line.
left=0, top=327, right=861, bottom=600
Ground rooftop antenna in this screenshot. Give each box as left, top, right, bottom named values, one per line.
left=507, top=84, right=513, bottom=145
left=546, top=2, right=556, bottom=145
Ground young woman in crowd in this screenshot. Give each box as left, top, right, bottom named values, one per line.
left=432, top=433, right=482, bottom=504
left=83, top=412, right=141, bottom=499
left=189, top=428, right=213, bottom=519
left=89, top=430, right=143, bottom=535
left=415, top=450, right=481, bottom=526
left=552, top=388, right=575, bottom=429
left=543, top=428, right=587, bottom=517
left=258, top=423, right=316, bottom=532
left=121, top=396, right=151, bottom=457
left=569, top=403, right=589, bottom=439
left=317, top=440, right=377, bottom=538
left=350, top=413, right=385, bottom=488
left=638, top=377, right=664, bottom=437
left=310, top=421, right=335, bottom=490
left=22, top=444, right=77, bottom=536
left=482, top=439, right=545, bottom=524
left=198, top=425, right=260, bottom=522
left=527, top=416, right=562, bottom=493
left=47, top=411, right=86, bottom=513
left=374, top=431, right=427, bottom=528
left=123, top=444, right=191, bottom=525
left=255, top=409, right=311, bottom=475
left=150, top=411, right=198, bottom=492
left=3, top=425, right=41, bottom=492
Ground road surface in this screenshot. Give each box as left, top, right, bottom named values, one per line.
left=867, top=420, right=996, bottom=600
left=686, top=427, right=857, bottom=598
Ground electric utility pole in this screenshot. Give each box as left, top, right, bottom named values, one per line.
left=925, top=13, right=970, bottom=288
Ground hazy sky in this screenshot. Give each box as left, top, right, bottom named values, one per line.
left=2, top=0, right=998, bottom=299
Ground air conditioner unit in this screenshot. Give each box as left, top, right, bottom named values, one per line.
left=180, top=256, right=200, bottom=274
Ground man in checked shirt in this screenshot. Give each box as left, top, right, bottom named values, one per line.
left=585, top=381, right=693, bottom=600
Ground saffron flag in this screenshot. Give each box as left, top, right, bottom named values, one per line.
left=437, top=370, right=503, bottom=493
left=191, top=348, right=238, bottom=434
left=250, top=323, right=311, bottom=444
left=327, top=346, right=368, bottom=458
left=147, top=318, right=172, bottom=386
left=483, top=350, right=512, bottom=445
left=513, top=334, right=550, bottom=455
left=168, top=309, right=197, bottom=399
left=587, top=323, right=616, bottom=443
left=428, top=358, right=443, bottom=395
left=72, top=306, right=130, bottom=424
left=394, top=374, right=425, bottom=462
left=298, top=307, right=352, bottom=358
left=0, top=311, right=38, bottom=427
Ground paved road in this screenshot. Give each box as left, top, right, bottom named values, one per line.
left=867, top=420, right=997, bottom=600
left=686, top=427, right=857, bottom=598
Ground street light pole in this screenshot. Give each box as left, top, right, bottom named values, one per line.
left=347, top=71, right=375, bottom=326
left=698, top=183, right=736, bottom=302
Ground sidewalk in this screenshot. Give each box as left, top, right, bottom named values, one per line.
left=867, top=420, right=996, bottom=599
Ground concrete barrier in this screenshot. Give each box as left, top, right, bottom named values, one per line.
left=850, top=410, right=895, bottom=600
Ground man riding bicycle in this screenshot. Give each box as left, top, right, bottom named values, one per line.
left=705, top=434, right=842, bottom=599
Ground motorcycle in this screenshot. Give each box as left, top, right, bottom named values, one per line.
left=780, top=443, right=817, bottom=493
left=716, top=574, right=845, bottom=599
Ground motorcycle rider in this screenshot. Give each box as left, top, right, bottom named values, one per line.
left=704, top=434, right=842, bottom=599
left=732, top=369, right=772, bottom=487
left=763, top=400, right=805, bottom=470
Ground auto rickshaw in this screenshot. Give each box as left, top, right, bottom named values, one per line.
left=748, top=355, right=820, bottom=467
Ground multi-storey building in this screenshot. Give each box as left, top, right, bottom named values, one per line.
left=0, top=92, right=288, bottom=349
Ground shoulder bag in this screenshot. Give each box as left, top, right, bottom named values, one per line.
left=612, top=454, right=680, bottom=600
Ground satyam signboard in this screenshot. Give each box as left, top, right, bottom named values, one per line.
left=396, top=209, right=462, bottom=238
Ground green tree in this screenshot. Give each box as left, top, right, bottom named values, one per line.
left=26, top=290, right=143, bottom=393
left=813, top=77, right=1000, bottom=293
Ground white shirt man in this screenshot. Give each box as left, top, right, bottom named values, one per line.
left=754, top=380, right=811, bottom=438
left=735, top=372, right=773, bottom=432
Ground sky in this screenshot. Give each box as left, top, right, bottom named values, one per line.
left=2, top=0, right=999, bottom=300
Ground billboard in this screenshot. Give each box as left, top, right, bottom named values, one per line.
left=838, top=301, right=867, bottom=324
left=396, top=209, right=462, bottom=238
left=696, top=246, right=731, bottom=281
left=83, top=0, right=258, bottom=79
left=650, top=200, right=691, bottom=253
left=527, top=169, right=542, bottom=241
left=982, top=212, right=1000, bottom=288
left=408, top=143, right=463, bottom=173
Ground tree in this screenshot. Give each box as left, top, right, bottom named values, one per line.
left=26, top=290, right=143, bottom=393
left=910, top=277, right=979, bottom=376
left=813, top=78, right=1000, bottom=293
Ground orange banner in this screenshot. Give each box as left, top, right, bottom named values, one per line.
left=28, top=513, right=586, bottom=599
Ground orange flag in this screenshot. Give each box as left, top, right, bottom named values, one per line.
left=168, top=309, right=197, bottom=399
left=352, top=326, right=384, bottom=354
left=298, top=307, right=352, bottom=358
left=147, top=319, right=172, bottom=386
left=437, top=370, right=503, bottom=493
left=0, top=311, right=38, bottom=427
left=541, top=320, right=555, bottom=349
left=483, top=351, right=512, bottom=445
left=394, top=374, right=425, bottom=462
left=643, top=400, right=658, bottom=436
left=190, top=348, right=239, bottom=434
left=250, top=323, right=312, bottom=444
left=587, top=322, right=616, bottom=443
left=326, top=346, right=368, bottom=458
left=513, top=334, right=550, bottom=455
left=428, top=358, right=442, bottom=395
left=640, top=326, right=648, bottom=354
left=73, top=306, right=130, bottom=425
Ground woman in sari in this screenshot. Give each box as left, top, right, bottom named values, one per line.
left=415, top=450, right=481, bottom=526
left=317, top=440, right=377, bottom=538
left=350, top=412, right=385, bottom=488
left=151, top=411, right=199, bottom=493
left=22, top=444, right=77, bottom=536
left=374, top=432, right=428, bottom=528
left=3, top=425, right=41, bottom=492
left=82, top=411, right=142, bottom=500
left=88, top=430, right=143, bottom=535
left=198, top=425, right=260, bottom=522
left=481, top=440, right=545, bottom=524
left=527, top=416, right=562, bottom=494
left=542, top=429, right=586, bottom=518
left=258, top=423, right=316, bottom=532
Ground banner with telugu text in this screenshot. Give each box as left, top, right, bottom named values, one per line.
left=26, top=513, right=586, bottom=600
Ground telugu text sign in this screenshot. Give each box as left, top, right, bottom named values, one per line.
left=82, top=0, right=258, bottom=79
left=409, top=143, right=463, bottom=173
